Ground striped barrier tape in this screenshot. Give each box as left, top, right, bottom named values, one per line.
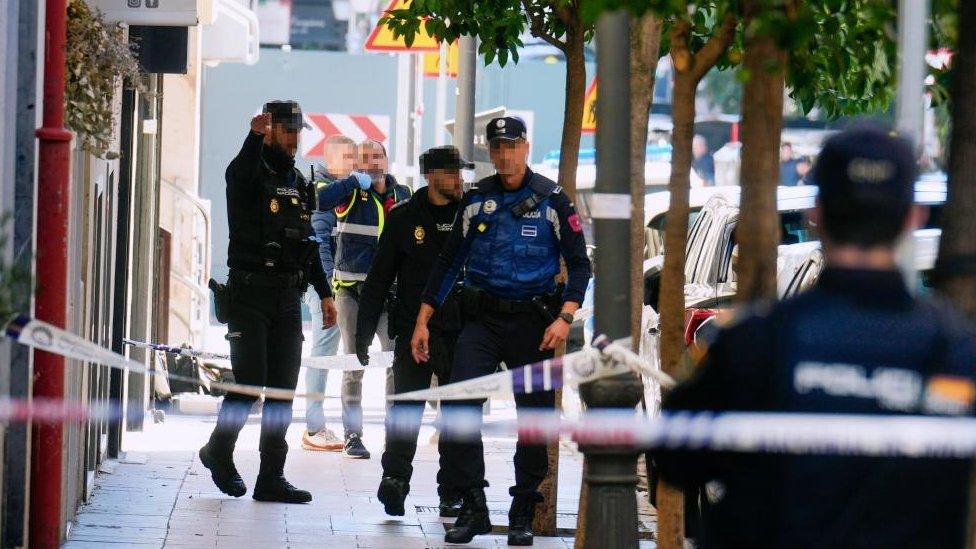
left=122, top=337, right=394, bottom=371
left=388, top=334, right=675, bottom=401
left=2, top=394, right=976, bottom=458
left=5, top=315, right=337, bottom=402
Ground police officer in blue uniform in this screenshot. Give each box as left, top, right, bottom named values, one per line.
left=413, top=117, right=592, bottom=545
left=657, top=126, right=976, bottom=547
left=200, top=102, right=343, bottom=504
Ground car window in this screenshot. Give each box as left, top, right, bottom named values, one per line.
left=780, top=210, right=812, bottom=245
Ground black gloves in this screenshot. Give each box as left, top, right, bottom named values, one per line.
left=355, top=344, right=370, bottom=367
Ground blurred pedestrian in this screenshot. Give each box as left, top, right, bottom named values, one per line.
left=317, top=139, right=412, bottom=459
left=779, top=142, right=800, bottom=186
left=301, top=135, right=358, bottom=452
left=692, top=134, right=715, bottom=187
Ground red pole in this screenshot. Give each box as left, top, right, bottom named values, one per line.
left=31, top=0, right=73, bottom=546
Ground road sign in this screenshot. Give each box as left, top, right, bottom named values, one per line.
left=582, top=78, right=597, bottom=134
left=364, top=0, right=441, bottom=53
left=301, top=113, right=390, bottom=159
left=423, top=42, right=459, bottom=77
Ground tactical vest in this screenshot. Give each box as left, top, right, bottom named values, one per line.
left=234, top=164, right=318, bottom=272
left=333, top=181, right=411, bottom=286
left=464, top=173, right=561, bottom=300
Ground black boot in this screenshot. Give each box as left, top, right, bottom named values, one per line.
left=507, top=496, right=539, bottom=546
left=198, top=444, right=246, bottom=497
left=444, top=487, right=492, bottom=544
left=377, top=476, right=409, bottom=516
left=252, top=449, right=312, bottom=504
left=438, top=490, right=463, bottom=518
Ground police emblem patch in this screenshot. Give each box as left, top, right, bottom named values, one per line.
left=414, top=225, right=425, bottom=243
left=497, top=119, right=506, bottom=128
left=483, top=199, right=497, bottom=214
left=269, top=198, right=280, bottom=214
left=360, top=190, right=369, bottom=200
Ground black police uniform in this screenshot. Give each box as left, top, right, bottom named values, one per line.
left=355, top=177, right=465, bottom=514
left=657, top=127, right=976, bottom=548
left=201, top=106, right=332, bottom=503
left=421, top=118, right=592, bottom=544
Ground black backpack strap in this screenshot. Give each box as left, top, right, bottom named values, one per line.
left=510, top=172, right=560, bottom=217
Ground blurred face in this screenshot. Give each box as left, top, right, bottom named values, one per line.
left=692, top=136, right=708, bottom=158
left=489, top=138, right=529, bottom=178
left=359, top=142, right=388, bottom=181
left=266, top=123, right=300, bottom=158
left=324, top=143, right=357, bottom=177
left=796, top=160, right=811, bottom=177
left=780, top=144, right=794, bottom=162
left=426, top=169, right=463, bottom=201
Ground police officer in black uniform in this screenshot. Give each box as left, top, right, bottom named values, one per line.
left=355, top=146, right=472, bottom=518
left=657, top=126, right=976, bottom=547
left=199, top=101, right=340, bottom=504
left=414, top=118, right=592, bottom=545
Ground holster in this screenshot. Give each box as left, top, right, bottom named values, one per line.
left=209, top=279, right=231, bottom=324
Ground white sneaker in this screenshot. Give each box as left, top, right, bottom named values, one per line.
left=302, top=428, right=344, bottom=451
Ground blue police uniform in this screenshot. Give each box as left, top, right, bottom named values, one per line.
left=422, top=166, right=591, bottom=501
left=657, top=269, right=976, bottom=548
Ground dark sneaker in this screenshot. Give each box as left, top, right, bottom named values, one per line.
left=377, top=477, right=409, bottom=516
left=198, top=445, right=246, bottom=497
left=444, top=488, right=492, bottom=544
left=508, top=496, right=539, bottom=546
left=252, top=476, right=312, bottom=504
left=439, top=492, right=463, bottom=518
left=343, top=433, right=371, bottom=459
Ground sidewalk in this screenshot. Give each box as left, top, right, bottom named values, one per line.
left=62, top=407, right=656, bottom=548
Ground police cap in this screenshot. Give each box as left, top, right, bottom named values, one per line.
left=813, top=125, right=916, bottom=216
left=421, top=146, right=475, bottom=174
left=486, top=117, right=527, bottom=143
left=262, top=100, right=311, bottom=131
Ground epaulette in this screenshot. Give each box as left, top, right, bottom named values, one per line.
left=526, top=172, right=558, bottom=196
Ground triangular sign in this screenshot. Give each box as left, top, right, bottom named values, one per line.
left=364, top=0, right=441, bottom=53
left=423, top=41, right=459, bottom=77
left=581, top=78, right=597, bottom=134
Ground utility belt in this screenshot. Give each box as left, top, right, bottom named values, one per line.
left=227, top=269, right=307, bottom=289
left=462, top=284, right=563, bottom=323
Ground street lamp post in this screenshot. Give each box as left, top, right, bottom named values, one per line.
left=582, top=9, right=644, bottom=548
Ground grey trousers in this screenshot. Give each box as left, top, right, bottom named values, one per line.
left=336, top=286, right=394, bottom=437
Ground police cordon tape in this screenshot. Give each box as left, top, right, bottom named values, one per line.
left=388, top=334, right=675, bottom=401
left=5, top=314, right=656, bottom=405
left=4, top=395, right=976, bottom=458
left=121, top=337, right=394, bottom=371
left=5, top=315, right=337, bottom=402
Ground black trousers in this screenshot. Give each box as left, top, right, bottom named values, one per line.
left=207, top=285, right=304, bottom=473
left=441, top=309, right=555, bottom=498
left=382, top=330, right=460, bottom=496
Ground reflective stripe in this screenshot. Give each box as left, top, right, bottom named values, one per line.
left=334, top=270, right=367, bottom=282
left=462, top=201, right=482, bottom=237
left=336, top=222, right=379, bottom=237
left=335, top=193, right=357, bottom=219
left=373, top=195, right=385, bottom=237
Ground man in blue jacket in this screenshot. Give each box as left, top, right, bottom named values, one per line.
left=317, top=140, right=412, bottom=458
left=413, top=117, right=592, bottom=545
left=301, top=135, right=358, bottom=452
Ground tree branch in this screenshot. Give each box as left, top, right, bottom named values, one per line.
left=693, top=13, right=737, bottom=81
left=522, top=0, right=567, bottom=51
left=670, top=18, right=693, bottom=74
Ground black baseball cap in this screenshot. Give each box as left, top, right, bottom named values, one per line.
left=486, top=117, right=527, bottom=143
left=421, top=146, right=475, bottom=174
left=813, top=125, right=916, bottom=210
left=263, top=100, right=311, bottom=131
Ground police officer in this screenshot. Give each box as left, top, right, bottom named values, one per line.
left=657, top=126, right=976, bottom=547
left=317, top=140, right=412, bottom=459
left=356, top=146, right=472, bottom=518
left=414, top=117, right=592, bottom=545
left=198, top=101, right=362, bottom=503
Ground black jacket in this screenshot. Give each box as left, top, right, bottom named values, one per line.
left=657, top=269, right=976, bottom=548
left=225, top=131, right=330, bottom=299
left=356, top=187, right=463, bottom=352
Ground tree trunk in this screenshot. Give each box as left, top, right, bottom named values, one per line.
left=935, top=1, right=976, bottom=544
left=936, top=0, right=976, bottom=319
left=559, top=25, right=587, bottom=201
left=735, top=4, right=786, bottom=303
left=656, top=71, right=698, bottom=549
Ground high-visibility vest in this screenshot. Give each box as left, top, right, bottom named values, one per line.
left=333, top=183, right=411, bottom=287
